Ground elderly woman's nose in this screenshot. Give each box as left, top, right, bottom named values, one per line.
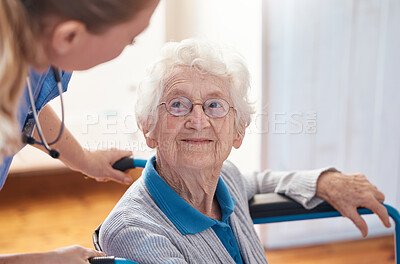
left=186, top=105, right=210, bottom=130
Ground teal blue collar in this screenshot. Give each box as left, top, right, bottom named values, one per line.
left=144, top=156, right=236, bottom=235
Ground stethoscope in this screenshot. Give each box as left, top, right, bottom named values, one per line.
left=22, top=67, right=65, bottom=159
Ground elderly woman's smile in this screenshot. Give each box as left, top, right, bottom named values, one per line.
left=181, top=138, right=213, bottom=144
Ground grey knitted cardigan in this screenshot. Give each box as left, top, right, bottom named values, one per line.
left=99, top=160, right=326, bottom=264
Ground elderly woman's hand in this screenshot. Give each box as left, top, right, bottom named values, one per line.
left=316, top=171, right=391, bottom=237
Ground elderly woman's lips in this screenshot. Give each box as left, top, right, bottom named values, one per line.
left=181, top=139, right=213, bottom=144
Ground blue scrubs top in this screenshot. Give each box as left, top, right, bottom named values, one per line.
left=0, top=67, right=72, bottom=190
left=144, top=155, right=244, bottom=264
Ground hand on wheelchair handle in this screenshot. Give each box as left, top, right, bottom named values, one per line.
left=74, top=149, right=134, bottom=185
left=89, top=256, right=139, bottom=264
left=112, top=157, right=136, bottom=171
left=316, top=171, right=391, bottom=237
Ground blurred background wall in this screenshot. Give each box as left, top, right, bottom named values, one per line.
left=261, top=0, right=400, bottom=248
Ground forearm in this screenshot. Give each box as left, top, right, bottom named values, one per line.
left=0, top=252, right=51, bottom=264
left=33, top=105, right=133, bottom=184
left=1, top=245, right=105, bottom=264
left=246, top=167, right=332, bottom=209
left=32, top=104, right=85, bottom=172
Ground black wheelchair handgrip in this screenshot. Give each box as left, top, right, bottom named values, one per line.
left=112, top=157, right=135, bottom=171
left=89, top=256, right=139, bottom=264
left=89, top=256, right=116, bottom=264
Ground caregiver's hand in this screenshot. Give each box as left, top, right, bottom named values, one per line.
left=316, top=171, right=391, bottom=237
left=0, top=245, right=105, bottom=264
left=47, top=245, right=105, bottom=264
left=78, top=149, right=134, bottom=185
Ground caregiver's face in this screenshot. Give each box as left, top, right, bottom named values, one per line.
left=149, top=67, right=242, bottom=170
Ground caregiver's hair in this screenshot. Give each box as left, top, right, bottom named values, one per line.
left=135, top=39, right=254, bottom=136
left=0, top=0, right=151, bottom=158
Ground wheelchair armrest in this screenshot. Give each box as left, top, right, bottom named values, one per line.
left=249, top=193, right=373, bottom=224
left=249, top=193, right=334, bottom=217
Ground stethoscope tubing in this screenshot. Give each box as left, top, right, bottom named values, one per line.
left=25, top=67, right=65, bottom=156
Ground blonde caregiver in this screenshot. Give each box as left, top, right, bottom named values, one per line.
left=0, top=0, right=159, bottom=263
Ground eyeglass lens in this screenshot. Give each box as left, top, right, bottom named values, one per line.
left=165, top=97, right=230, bottom=118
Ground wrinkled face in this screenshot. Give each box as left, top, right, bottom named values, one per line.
left=145, top=67, right=243, bottom=170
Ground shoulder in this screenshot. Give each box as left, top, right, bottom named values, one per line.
left=221, top=160, right=247, bottom=199
left=99, top=178, right=177, bottom=251
left=99, top=178, right=188, bottom=261
left=221, top=160, right=242, bottom=177
left=221, top=160, right=244, bottom=183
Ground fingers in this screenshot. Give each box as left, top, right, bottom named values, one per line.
left=344, top=208, right=369, bottom=237
left=104, top=150, right=134, bottom=184
left=323, top=172, right=392, bottom=235
left=339, top=198, right=391, bottom=238
left=86, top=149, right=133, bottom=185
left=107, top=169, right=133, bottom=185
left=365, top=200, right=391, bottom=228
left=374, top=189, right=385, bottom=203
left=110, top=149, right=133, bottom=164
left=52, top=245, right=106, bottom=263
left=108, top=150, right=134, bottom=184
left=95, top=177, right=110, bottom=182
left=84, top=248, right=105, bottom=259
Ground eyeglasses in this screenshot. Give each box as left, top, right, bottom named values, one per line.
left=159, top=96, right=234, bottom=118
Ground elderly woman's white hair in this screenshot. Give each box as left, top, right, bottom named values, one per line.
left=135, top=39, right=254, bottom=136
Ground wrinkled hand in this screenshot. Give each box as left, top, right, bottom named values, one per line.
left=316, top=171, right=391, bottom=237
left=47, top=245, right=105, bottom=264
left=78, top=149, right=134, bottom=185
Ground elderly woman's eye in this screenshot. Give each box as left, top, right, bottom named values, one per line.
left=171, top=102, right=182, bottom=108
left=208, top=102, right=222, bottom=108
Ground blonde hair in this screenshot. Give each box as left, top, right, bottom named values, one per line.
left=0, top=0, right=153, bottom=159
left=0, top=0, right=36, bottom=158
left=135, top=39, right=255, bottom=137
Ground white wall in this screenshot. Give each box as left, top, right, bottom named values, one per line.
left=262, top=0, right=400, bottom=248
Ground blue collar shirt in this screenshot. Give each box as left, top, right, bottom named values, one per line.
left=144, top=155, right=244, bottom=264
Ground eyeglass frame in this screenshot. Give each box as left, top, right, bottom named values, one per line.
left=158, top=96, right=235, bottom=118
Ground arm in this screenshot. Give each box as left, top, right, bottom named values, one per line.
left=103, top=227, right=187, bottom=264
left=244, top=167, right=328, bottom=209
left=0, top=245, right=104, bottom=264
left=32, top=105, right=133, bottom=184
left=244, top=165, right=391, bottom=237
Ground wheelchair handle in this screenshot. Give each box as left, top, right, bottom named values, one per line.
left=112, top=157, right=147, bottom=171
left=89, top=256, right=138, bottom=264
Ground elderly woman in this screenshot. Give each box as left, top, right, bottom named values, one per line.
left=99, top=39, right=390, bottom=264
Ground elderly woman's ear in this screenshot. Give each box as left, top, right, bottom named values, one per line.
left=142, top=123, right=158, bottom=149
left=145, top=133, right=158, bottom=149
left=233, top=130, right=244, bottom=149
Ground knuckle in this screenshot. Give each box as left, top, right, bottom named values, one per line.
left=354, top=173, right=366, bottom=181
left=377, top=204, right=388, bottom=214
left=71, top=244, right=83, bottom=252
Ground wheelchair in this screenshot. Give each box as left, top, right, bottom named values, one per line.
left=89, top=158, right=400, bottom=264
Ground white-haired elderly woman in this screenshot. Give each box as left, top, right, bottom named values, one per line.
left=99, top=39, right=390, bottom=264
